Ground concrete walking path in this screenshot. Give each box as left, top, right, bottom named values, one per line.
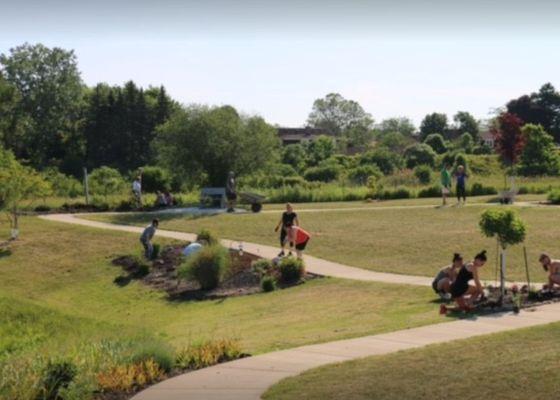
left=129, top=303, right=560, bottom=400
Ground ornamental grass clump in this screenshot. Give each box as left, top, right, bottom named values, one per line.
left=178, top=245, right=230, bottom=290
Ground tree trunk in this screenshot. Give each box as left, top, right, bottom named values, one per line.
left=500, top=248, right=506, bottom=300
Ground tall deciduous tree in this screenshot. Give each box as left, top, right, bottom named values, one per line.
left=491, top=112, right=525, bottom=168
left=307, top=93, right=374, bottom=148
left=507, top=83, right=560, bottom=142
left=0, top=146, right=51, bottom=238
left=453, top=111, right=479, bottom=140
left=419, top=113, right=448, bottom=141
left=0, top=43, right=85, bottom=173
left=518, top=124, right=560, bottom=176
left=155, top=105, right=280, bottom=187
left=377, top=117, right=415, bottom=137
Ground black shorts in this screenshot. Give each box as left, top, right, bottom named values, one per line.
left=450, top=283, right=468, bottom=298
left=295, top=239, right=309, bottom=251
left=226, top=192, right=237, bottom=201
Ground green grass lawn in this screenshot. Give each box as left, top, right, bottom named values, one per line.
left=263, top=321, right=560, bottom=400
left=0, top=216, right=449, bottom=398
left=87, top=198, right=558, bottom=282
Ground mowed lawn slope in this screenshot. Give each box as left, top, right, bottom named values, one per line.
left=264, top=321, right=560, bottom=400
left=87, top=201, right=560, bottom=281
left=0, top=217, right=444, bottom=359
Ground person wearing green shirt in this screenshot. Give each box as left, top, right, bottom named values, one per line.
left=440, top=164, right=452, bottom=206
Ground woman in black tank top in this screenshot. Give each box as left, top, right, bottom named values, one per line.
left=450, top=250, right=487, bottom=311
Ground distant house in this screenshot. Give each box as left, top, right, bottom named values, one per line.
left=480, top=130, right=495, bottom=148
left=277, top=127, right=330, bottom=146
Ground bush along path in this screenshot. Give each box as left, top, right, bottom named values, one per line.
left=38, top=213, right=555, bottom=400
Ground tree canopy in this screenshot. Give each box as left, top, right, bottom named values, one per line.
left=453, top=111, right=479, bottom=140
left=491, top=112, right=525, bottom=168
left=518, top=124, right=560, bottom=176
left=419, top=113, right=448, bottom=141
left=479, top=209, right=526, bottom=249
left=155, top=105, right=280, bottom=187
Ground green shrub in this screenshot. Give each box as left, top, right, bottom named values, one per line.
left=252, top=258, right=274, bottom=277
left=414, top=165, right=433, bottom=184
left=196, top=229, right=219, bottom=246
left=37, top=360, right=77, bottom=400
left=377, top=187, right=413, bottom=200
left=303, top=165, right=340, bottom=182
left=88, top=166, right=125, bottom=200
left=347, top=165, right=383, bottom=185
left=417, top=186, right=441, bottom=198
left=279, top=257, right=305, bottom=283
left=469, top=183, right=497, bottom=196
left=175, top=339, right=242, bottom=370
left=423, top=133, right=448, bottom=154
left=139, top=166, right=172, bottom=193
left=179, top=245, right=230, bottom=290
left=359, top=148, right=402, bottom=175
left=404, top=144, right=436, bottom=168
left=261, top=276, right=276, bottom=292
left=454, top=153, right=468, bottom=172
left=42, top=168, right=82, bottom=198
left=548, top=189, right=560, bottom=204
left=131, top=342, right=174, bottom=373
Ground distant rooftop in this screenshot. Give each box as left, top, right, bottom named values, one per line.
left=277, top=127, right=330, bottom=145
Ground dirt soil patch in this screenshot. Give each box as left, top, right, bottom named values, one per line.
left=112, top=244, right=320, bottom=301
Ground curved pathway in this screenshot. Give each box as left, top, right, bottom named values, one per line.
left=39, top=213, right=558, bottom=400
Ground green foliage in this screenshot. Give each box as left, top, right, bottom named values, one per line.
left=417, top=186, right=441, bottom=198
left=131, top=342, right=174, bottom=373
left=479, top=209, right=526, bottom=248
left=140, top=166, right=172, bottom=193
left=377, top=117, right=415, bottom=137
left=305, top=136, right=336, bottom=166
left=150, top=244, right=161, bottom=261
left=420, top=112, right=448, bottom=141
left=156, top=105, right=280, bottom=187
left=376, top=187, right=412, bottom=200
left=377, top=131, right=410, bottom=154
left=547, top=189, right=560, bottom=204
left=347, top=165, right=382, bottom=185
left=252, top=258, right=274, bottom=277
left=0, top=43, right=84, bottom=174
left=359, top=148, right=402, bottom=175
left=37, top=360, right=77, bottom=400
left=303, top=164, right=340, bottom=182
left=279, top=257, right=305, bottom=283
left=88, top=166, right=124, bottom=200
left=454, top=111, right=480, bottom=140
left=281, top=144, right=307, bottom=172
left=178, top=245, right=230, bottom=290
left=175, top=339, right=241, bottom=370
left=469, top=183, right=497, bottom=196
left=404, top=143, right=436, bottom=168
left=456, top=132, right=474, bottom=154
left=196, top=229, right=219, bottom=246
left=423, top=133, right=447, bottom=154
left=454, top=153, right=468, bottom=172
left=261, top=276, right=277, bottom=292
left=518, top=124, right=560, bottom=176
left=414, top=165, right=433, bottom=184
left=41, top=168, right=82, bottom=198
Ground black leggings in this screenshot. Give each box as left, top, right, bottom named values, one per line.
left=457, top=185, right=466, bottom=201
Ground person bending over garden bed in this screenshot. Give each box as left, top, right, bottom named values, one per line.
left=140, top=219, right=159, bottom=259
left=539, top=253, right=560, bottom=290
left=449, top=250, right=487, bottom=311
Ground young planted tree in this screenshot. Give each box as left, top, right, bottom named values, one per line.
left=479, top=209, right=526, bottom=298
left=0, top=147, right=51, bottom=238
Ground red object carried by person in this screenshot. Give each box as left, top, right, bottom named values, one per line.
left=294, top=227, right=311, bottom=245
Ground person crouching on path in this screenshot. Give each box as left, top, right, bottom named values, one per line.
left=292, top=226, right=311, bottom=260
left=140, top=219, right=159, bottom=259
left=539, top=253, right=560, bottom=290
left=274, top=203, right=299, bottom=257
left=449, top=250, right=487, bottom=311
left=432, top=253, right=463, bottom=299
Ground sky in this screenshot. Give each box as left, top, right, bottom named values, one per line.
left=1, top=0, right=559, bottom=127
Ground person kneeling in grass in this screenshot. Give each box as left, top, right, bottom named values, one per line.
left=432, top=253, right=463, bottom=299
left=140, top=219, right=159, bottom=259
left=448, top=250, right=487, bottom=311
left=539, top=253, right=560, bottom=290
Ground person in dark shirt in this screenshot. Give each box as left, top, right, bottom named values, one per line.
left=449, top=250, right=487, bottom=311
left=455, top=165, right=468, bottom=204
left=274, top=203, right=299, bottom=257
left=226, top=171, right=237, bottom=213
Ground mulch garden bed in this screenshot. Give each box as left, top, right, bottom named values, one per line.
left=112, top=244, right=321, bottom=300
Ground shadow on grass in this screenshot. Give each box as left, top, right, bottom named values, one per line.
left=0, top=248, right=12, bottom=259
